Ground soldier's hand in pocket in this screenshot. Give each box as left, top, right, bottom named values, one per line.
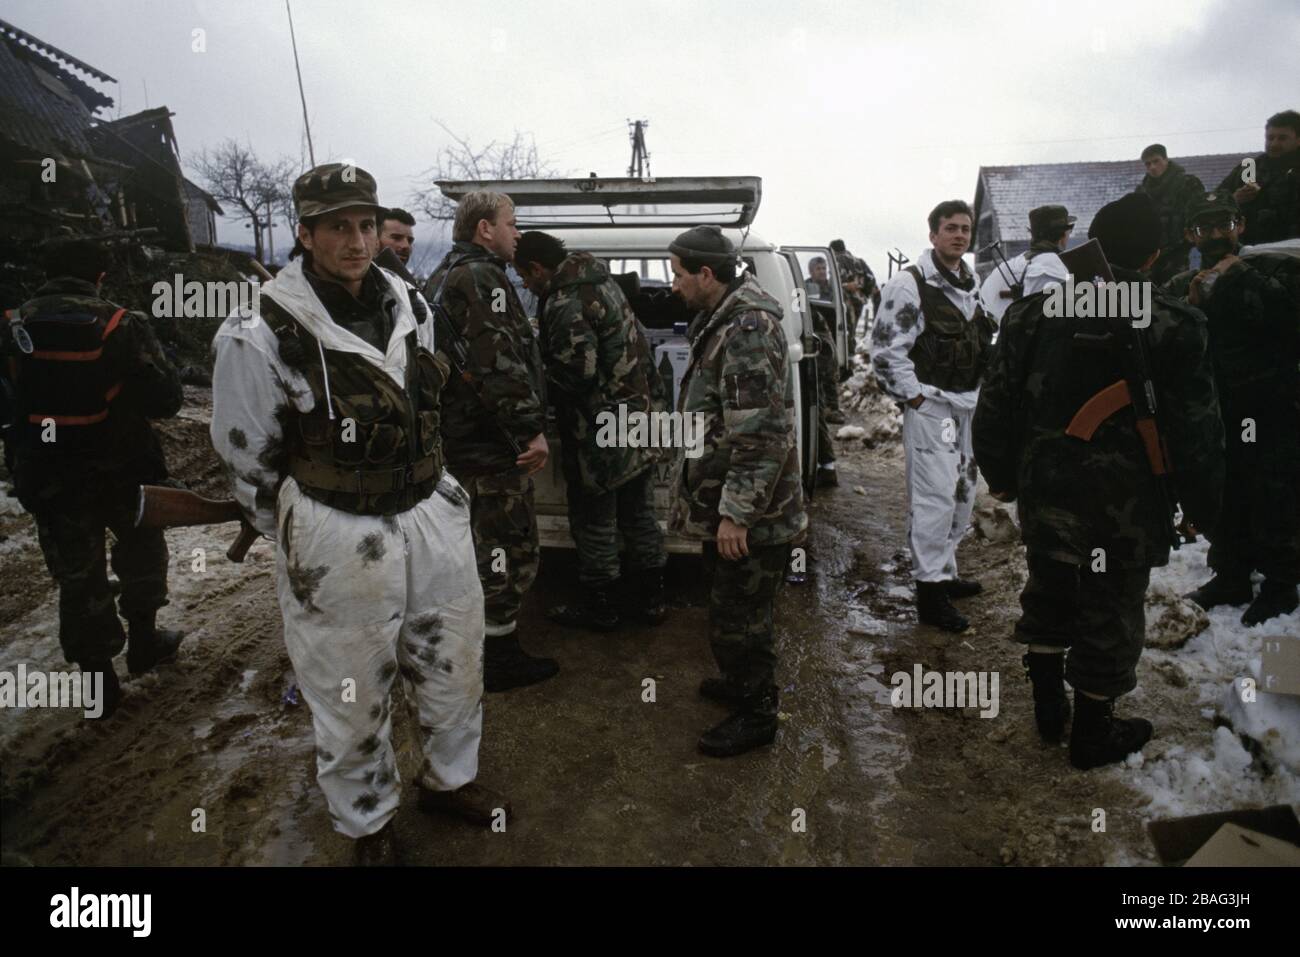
left=516, top=432, right=549, bottom=475
left=717, top=517, right=749, bottom=561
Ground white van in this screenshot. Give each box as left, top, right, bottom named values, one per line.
left=434, top=176, right=851, bottom=552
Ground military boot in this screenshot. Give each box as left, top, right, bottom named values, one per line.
left=546, top=584, right=620, bottom=632
left=698, top=676, right=746, bottom=707
left=1184, top=575, right=1253, bottom=610
left=916, top=580, right=969, bottom=632
left=1023, top=651, right=1070, bottom=742
left=945, top=578, right=984, bottom=599
left=418, top=781, right=512, bottom=827
left=125, top=614, right=185, bottom=676
left=698, top=687, right=779, bottom=758
left=816, top=464, right=839, bottom=488
left=1241, top=580, right=1299, bottom=626
left=636, top=568, right=668, bottom=626
left=1069, top=692, right=1153, bottom=770
left=483, top=634, right=559, bottom=693
left=79, top=659, right=122, bottom=720
left=353, top=821, right=401, bottom=867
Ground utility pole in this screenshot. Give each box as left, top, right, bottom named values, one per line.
left=627, top=119, right=651, bottom=180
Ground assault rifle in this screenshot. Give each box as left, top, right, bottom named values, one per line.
left=1060, top=240, right=1183, bottom=548
left=136, top=485, right=260, bottom=562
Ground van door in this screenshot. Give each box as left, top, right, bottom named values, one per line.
left=780, top=247, right=850, bottom=384
left=778, top=250, right=821, bottom=499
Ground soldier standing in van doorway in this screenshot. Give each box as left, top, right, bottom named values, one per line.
left=806, top=256, right=841, bottom=485
left=424, top=192, right=558, bottom=692
left=513, top=231, right=668, bottom=631
left=212, top=165, right=510, bottom=865
left=3, top=239, right=185, bottom=719
left=668, top=226, right=808, bottom=758
left=872, top=200, right=995, bottom=633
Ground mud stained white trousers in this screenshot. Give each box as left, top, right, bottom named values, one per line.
left=275, top=475, right=485, bottom=839
left=902, top=399, right=977, bottom=583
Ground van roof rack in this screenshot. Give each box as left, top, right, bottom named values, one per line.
left=435, top=176, right=762, bottom=228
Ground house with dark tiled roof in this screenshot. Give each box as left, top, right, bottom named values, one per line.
left=0, top=18, right=220, bottom=251
left=972, top=152, right=1249, bottom=277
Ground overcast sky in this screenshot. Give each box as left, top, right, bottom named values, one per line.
left=9, top=0, right=1296, bottom=273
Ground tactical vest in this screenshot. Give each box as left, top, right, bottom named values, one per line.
left=261, top=297, right=446, bottom=517
left=905, top=265, right=994, bottom=393
left=8, top=302, right=126, bottom=452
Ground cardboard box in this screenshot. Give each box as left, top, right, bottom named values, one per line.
left=1185, top=823, right=1300, bottom=867
left=1261, top=636, right=1300, bottom=697
left=1147, top=805, right=1300, bottom=866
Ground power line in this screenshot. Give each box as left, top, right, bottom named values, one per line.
left=896, top=126, right=1260, bottom=152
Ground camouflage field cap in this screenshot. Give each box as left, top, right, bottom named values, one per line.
left=1184, top=190, right=1239, bottom=224
left=293, top=163, right=379, bottom=220
left=669, top=225, right=736, bottom=266
left=1029, top=204, right=1076, bottom=233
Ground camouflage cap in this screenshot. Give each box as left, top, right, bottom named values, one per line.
left=669, top=225, right=736, bottom=266
left=292, top=163, right=379, bottom=220
left=1029, top=204, right=1076, bottom=233
left=1184, top=190, right=1239, bottom=223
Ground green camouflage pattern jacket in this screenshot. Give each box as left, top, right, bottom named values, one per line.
left=1137, top=161, right=1205, bottom=269
left=972, top=266, right=1224, bottom=568
left=1165, top=250, right=1300, bottom=426
left=425, top=240, right=546, bottom=476
left=669, top=273, right=807, bottom=546
left=6, top=278, right=181, bottom=508
left=539, top=251, right=667, bottom=494
left=1218, top=150, right=1300, bottom=246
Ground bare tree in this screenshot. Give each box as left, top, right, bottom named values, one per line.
left=411, top=121, right=560, bottom=224
left=191, top=140, right=297, bottom=262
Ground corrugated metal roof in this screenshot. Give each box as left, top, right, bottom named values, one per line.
left=975, top=152, right=1250, bottom=245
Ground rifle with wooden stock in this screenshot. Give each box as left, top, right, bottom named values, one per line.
left=136, top=485, right=261, bottom=562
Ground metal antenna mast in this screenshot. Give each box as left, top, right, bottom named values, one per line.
left=286, top=0, right=316, bottom=167
left=627, top=119, right=651, bottom=180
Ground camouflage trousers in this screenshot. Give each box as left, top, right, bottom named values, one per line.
left=1013, top=553, right=1151, bottom=699
left=460, top=470, right=539, bottom=636
left=814, top=312, right=842, bottom=415
left=567, top=467, right=666, bottom=586
left=32, top=493, right=169, bottom=665
left=1207, top=409, right=1300, bottom=584
left=702, top=541, right=793, bottom=711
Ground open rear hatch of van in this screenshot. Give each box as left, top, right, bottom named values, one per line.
left=435, top=176, right=762, bottom=229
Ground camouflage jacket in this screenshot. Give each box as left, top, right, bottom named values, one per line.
left=835, top=251, right=868, bottom=317
left=6, top=278, right=181, bottom=507
left=1137, top=161, right=1205, bottom=258
left=1218, top=150, right=1300, bottom=246
left=425, top=240, right=545, bottom=476
left=539, top=251, right=667, bottom=494
left=1165, top=251, right=1300, bottom=419
left=669, top=273, right=807, bottom=545
left=972, top=266, right=1224, bottom=568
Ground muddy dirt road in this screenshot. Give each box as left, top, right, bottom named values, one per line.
left=0, top=388, right=1269, bottom=866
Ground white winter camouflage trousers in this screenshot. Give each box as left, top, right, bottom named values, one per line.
left=276, top=474, right=485, bottom=839
left=902, top=399, right=978, bottom=582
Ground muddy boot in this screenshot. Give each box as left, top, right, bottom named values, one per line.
left=483, top=634, right=559, bottom=693
left=945, top=578, right=984, bottom=600
left=816, top=464, right=839, bottom=488
left=1241, top=580, right=1299, bottom=626
left=125, top=615, right=185, bottom=677
left=698, top=676, right=746, bottom=707
left=353, top=821, right=401, bottom=866
left=635, top=569, right=668, bottom=626
left=418, top=781, right=512, bottom=827
left=698, top=688, right=779, bottom=758
left=1184, top=575, right=1252, bottom=610
left=79, top=659, right=122, bottom=720
left=1023, top=652, right=1070, bottom=742
left=546, top=584, right=620, bottom=632
left=1069, top=692, right=1153, bottom=770
left=916, top=580, right=969, bottom=633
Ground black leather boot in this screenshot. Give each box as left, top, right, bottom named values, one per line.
left=125, top=614, right=185, bottom=676
left=1023, top=651, right=1070, bottom=742
left=916, top=580, right=969, bottom=632
left=1184, top=575, right=1253, bottom=610
left=698, top=676, right=746, bottom=707
left=353, top=821, right=401, bottom=866
left=1241, top=580, right=1299, bottom=626
left=483, top=634, right=559, bottom=693
left=698, top=688, right=779, bottom=757
left=637, top=568, right=668, bottom=626
left=546, top=584, right=620, bottom=632
left=945, top=578, right=984, bottom=599
left=1069, top=692, right=1153, bottom=770
left=79, top=659, right=122, bottom=720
